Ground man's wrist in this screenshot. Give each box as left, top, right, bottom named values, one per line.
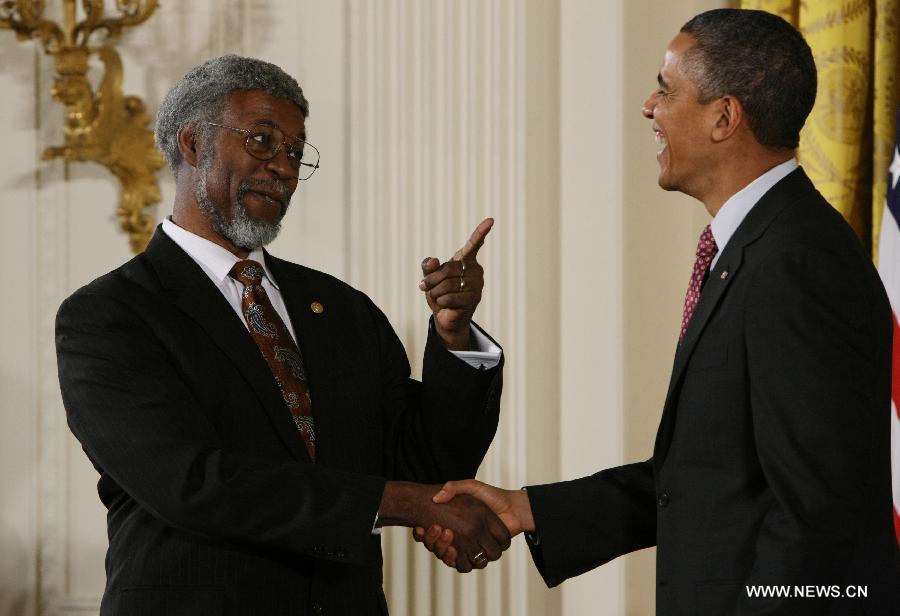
left=514, top=488, right=536, bottom=533
left=435, top=326, right=471, bottom=351
left=377, top=481, right=431, bottom=528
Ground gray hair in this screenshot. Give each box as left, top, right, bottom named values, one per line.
left=155, top=54, right=309, bottom=175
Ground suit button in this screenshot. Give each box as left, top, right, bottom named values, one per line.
left=312, top=603, right=324, bottom=614
left=657, top=492, right=670, bottom=508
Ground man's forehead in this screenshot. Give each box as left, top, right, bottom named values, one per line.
left=659, top=33, right=694, bottom=77
left=223, top=89, right=306, bottom=136
left=665, top=32, right=695, bottom=62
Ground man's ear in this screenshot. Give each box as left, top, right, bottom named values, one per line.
left=710, top=95, right=743, bottom=143
left=177, top=126, right=201, bottom=168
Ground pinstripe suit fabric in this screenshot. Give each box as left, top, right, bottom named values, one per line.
left=56, top=228, right=503, bottom=615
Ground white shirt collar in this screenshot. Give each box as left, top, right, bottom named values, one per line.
left=710, top=158, right=798, bottom=261
left=161, top=217, right=279, bottom=289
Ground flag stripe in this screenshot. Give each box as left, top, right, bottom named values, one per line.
left=894, top=313, right=900, bottom=419
left=894, top=505, right=900, bottom=543
left=877, top=114, right=899, bottom=545
left=893, top=400, right=900, bottom=532
left=881, top=186, right=900, bottom=311
left=888, top=179, right=900, bottom=230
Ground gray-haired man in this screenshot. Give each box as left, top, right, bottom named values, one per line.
left=56, top=55, right=509, bottom=615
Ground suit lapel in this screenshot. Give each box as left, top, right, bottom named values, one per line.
left=653, top=167, right=816, bottom=468
left=144, top=229, right=310, bottom=463
left=667, top=250, right=742, bottom=397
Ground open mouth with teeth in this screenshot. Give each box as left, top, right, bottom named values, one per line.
left=654, top=126, right=667, bottom=156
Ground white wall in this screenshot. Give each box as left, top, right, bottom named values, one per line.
left=0, top=1, right=724, bottom=614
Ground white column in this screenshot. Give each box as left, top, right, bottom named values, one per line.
left=558, top=0, right=625, bottom=614
left=346, top=1, right=540, bottom=614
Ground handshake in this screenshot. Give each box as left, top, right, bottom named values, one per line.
left=378, top=479, right=534, bottom=573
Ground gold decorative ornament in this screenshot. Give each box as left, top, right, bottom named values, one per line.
left=1, top=0, right=162, bottom=253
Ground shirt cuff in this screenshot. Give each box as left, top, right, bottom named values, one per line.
left=372, top=512, right=382, bottom=535
left=449, top=326, right=502, bottom=370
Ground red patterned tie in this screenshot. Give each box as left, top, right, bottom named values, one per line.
left=230, top=260, right=315, bottom=461
left=679, top=224, right=719, bottom=342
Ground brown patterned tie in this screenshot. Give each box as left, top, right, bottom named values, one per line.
left=230, top=260, right=315, bottom=461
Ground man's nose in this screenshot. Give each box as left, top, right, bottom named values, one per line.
left=641, top=98, right=655, bottom=119
left=264, top=146, right=298, bottom=182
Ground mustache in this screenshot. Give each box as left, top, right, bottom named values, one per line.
left=238, top=178, right=293, bottom=204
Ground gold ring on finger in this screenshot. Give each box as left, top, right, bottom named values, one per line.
left=471, top=551, right=488, bottom=567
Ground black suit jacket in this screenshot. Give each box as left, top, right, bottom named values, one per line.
left=525, top=168, right=899, bottom=615
left=55, top=227, right=503, bottom=616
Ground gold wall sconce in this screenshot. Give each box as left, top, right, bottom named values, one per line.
left=1, top=0, right=162, bottom=253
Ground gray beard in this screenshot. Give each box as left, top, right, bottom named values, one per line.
left=195, top=157, right=288, bottom=251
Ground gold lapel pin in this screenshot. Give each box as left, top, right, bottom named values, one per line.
left=310, top=302, right=324, bottom=314
left=720, top=271, right=729, bottom=280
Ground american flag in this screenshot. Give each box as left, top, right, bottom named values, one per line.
left=878, top=109, right=900, bottom=545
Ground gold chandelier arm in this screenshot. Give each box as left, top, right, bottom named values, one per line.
left=85, top=0, right=156, bottom=41
left=114, top=0, right=157, bottom=22
left=0, top=0, right=64, bottom=51
left=2, top=1, right=163, bottom=253
left=72, top=0, right=105, bottom=44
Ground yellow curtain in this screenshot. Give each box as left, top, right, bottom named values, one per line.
left=741, top=0, right=900, bottom=260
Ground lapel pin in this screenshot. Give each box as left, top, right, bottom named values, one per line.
left=720, top=271, right=729, bottom=280
left=310, top=302, right=324, bottom=314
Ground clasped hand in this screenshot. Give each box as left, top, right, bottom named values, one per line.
left=412, top=479, right=535, bottom=571
left=378, top=481, right=511, bottom=573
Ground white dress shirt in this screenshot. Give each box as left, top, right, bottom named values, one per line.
left=710, top=158, right=798, bottom=269
left=161, top=217, right=501, bottom=368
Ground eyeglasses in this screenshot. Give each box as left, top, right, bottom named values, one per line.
left=206, top=121, right=320, bottom=180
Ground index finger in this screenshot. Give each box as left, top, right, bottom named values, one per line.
left=452, top=217, right=494, bottom=261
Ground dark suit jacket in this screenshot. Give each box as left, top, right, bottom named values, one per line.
left=55, top=227, right=503, bottom=616
left=525, top=168, right=900, bottom=615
